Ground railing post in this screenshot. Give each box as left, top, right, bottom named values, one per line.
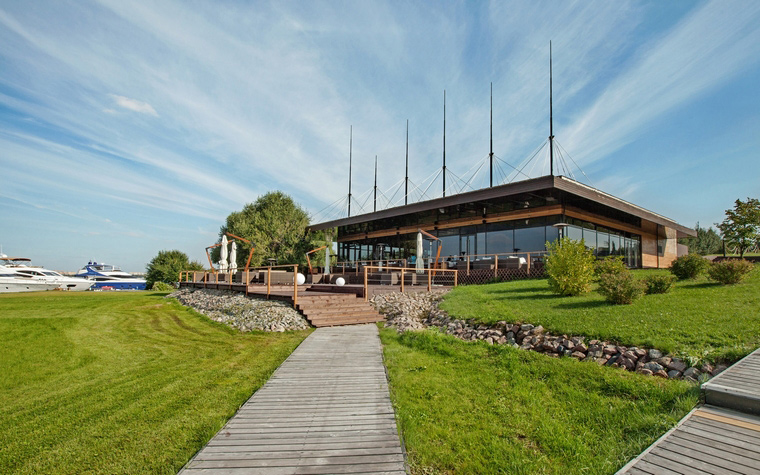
left=454, top=270, right=458, bottom=287
left=245, top=269, right=249, bottom=296
left=427, top=268, right=432, bottom=291
left=400, top=268, right=405, bottom=293
left=363, top=267, right=368, bottom=301
left=494, top=255, right=498, bottom=279
left=527, top=253, right=531, bottom=274
left=466, top=255, right=470, bottom=276
left=267, top=267, right=271, bottom=299
left=293, top=265, right=298, bottom=309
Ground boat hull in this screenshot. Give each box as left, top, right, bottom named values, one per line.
left=0, top=279, right=60, bottom=293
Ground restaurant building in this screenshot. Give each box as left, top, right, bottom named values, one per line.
left=310, top=175, right=695, bottom=269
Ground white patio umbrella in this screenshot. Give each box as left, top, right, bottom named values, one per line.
left=219, top=235, right=228, bottom=272
left=229, top=241, right=238, bottom=273
left=416, top=231, right=424, bottom=274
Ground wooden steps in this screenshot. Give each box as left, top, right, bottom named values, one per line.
left=297, top=292, right=384, bottom=328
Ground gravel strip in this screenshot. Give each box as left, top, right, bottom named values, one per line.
left=167, top=288, right=310, bottom=332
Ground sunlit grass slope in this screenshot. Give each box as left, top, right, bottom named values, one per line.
left=0, top=291, right=310, bottom=474
left=380, top=328, right=697, bottom=475
left=440, top=268, right=760, bottom=363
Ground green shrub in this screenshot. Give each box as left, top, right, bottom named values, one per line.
left=708, top=259, right=755, bottom=284
left=150, top=281, right=175, bottom=292
left=644, top=274, right=677, bottom=294
left=597, top=271, right=646, bottom=304
left=594, top=256, right=627, bottom=278
left=545, top=237, right=596, bottom=296
left=669, top=254, right=708, bottom=280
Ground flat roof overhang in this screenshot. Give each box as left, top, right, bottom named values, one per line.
left=310, top=175, right=696, bottom=238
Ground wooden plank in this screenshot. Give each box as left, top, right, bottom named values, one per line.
left=693, top=409, right=760, bottom=432
left=669, top=433, right=760, bottom=467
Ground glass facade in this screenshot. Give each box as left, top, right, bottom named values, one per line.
left=336, top=215, right=642, bottom=267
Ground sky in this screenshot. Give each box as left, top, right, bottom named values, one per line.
left=1, top=0, right=759, bottom=272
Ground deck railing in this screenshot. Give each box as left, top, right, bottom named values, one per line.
left=331, top=259, right=409, bottom=275
left=179, top=264, right=301, bottom=307
left=361, top=265, right=458, bottom=301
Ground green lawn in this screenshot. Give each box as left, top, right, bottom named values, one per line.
left=380, top=328, right=697, bottom=475
left=0, top=291, right=310, bottom=475
left=440, top=268, right=760, bottom=363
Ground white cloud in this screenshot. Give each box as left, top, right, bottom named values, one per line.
left=561, top=0, right=760, bottom=166
left=110, top=94, right=158, bottom=116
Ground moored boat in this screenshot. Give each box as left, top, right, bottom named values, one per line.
left=1, top=256, right=95, bottom=291
left=75, top=261, right=147, bottom=290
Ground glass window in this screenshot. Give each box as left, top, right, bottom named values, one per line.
left=597, top=227, right=610, bottom=257
left=567, top=225, right=583, bottom=244
left=486, top=229, right=513, bottom=255
left=545, top=225, right=560, bottom=247
left=514, top=226, right=546, bottom=253
left=477, top=231, right=486, bottom=257
left=439, top=234, right=459, bottom=259
left=583, top=227, right=597, bottom=251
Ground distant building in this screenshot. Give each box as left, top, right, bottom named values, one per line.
left=310, top=175, right=695, bottom=269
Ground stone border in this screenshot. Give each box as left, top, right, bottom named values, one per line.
left=370, top=291, right=726, bottom=382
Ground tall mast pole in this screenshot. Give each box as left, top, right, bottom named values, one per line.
left=405, top=120, right=409, bottom=205
left=490, top=82, right=494, bottom=187
left=373, top=155, right=378, bottom=212
left=443, top=90, right=447, bottom=197
left=348, top=126, right=353, bottom=217
left=549, top=41, right=554, bottom=177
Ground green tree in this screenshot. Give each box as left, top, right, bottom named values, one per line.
left=716, top=198, right=760, bottom=258
left=678, top=222, right=722, bottom=255
left=145, top=250, right=204, bottom=287
left=214, top=191, right=322, bottom=268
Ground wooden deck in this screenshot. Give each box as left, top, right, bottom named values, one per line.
left=179, top=324, right=406, bottom=474
left=618, top=347, right=760, bottom=474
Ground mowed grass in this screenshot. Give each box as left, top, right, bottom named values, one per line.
left=380, top=328, right=697, bottom=475
left=441, top=268, right=760, bottom=363
left=0, top=291, right=310, bottom=475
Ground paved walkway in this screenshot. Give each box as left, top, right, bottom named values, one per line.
left=618, top=348, right=760, bottom=474
left=180, top=324, right=406, bottom=475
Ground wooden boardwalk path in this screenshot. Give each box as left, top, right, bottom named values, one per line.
left=618, top=348, right=760, bottom=474
left=180, top=324, right=406, bottom=475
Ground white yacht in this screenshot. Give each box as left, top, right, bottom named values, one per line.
left=0, top=256, right=95, bottom=291
left=0, top=264, right=60, bottom=293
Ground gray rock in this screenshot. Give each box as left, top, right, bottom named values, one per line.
left=667, top=369, right=682, bottom=379
left=683, top=367, right=701, bottom=380
left=668, top=359, right=688, bottom=373
left=648, top=349, right=663, bottom=360
left=643, top=362, right=664, bottom=373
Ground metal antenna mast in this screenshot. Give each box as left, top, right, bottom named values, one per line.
left=443, top=90, right=447, bottom=197
left=373, top=155, right=378, bottom=212
left=490, top=82, right=494, bottom=187
left=348, top=126, right=353, bottom=217
left=549, top=41, right=554, bottom=177
left=405, top=120, right=409, bottom=205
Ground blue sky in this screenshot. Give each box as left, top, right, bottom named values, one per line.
left=1, top=0, right=759, bottom=272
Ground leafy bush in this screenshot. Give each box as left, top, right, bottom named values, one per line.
left=545, top=237, right=596, bottom=296
left=669, top=254, right=708, bottom=280
left=150, top=281, right=175, bottom=292
left=597, top=272, right=646, bottom=304
left=594, top=256, right=627, bottom=279
left=708, top=259, right=755, bottom=284
left=644, top=274, right=677, bottom=294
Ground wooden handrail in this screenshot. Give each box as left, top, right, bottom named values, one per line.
left=362, top=265, right=458, bottom=301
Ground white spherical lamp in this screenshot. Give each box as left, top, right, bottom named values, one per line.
left=335, top=277, right=346, bottom=286
left=296, top=273, right=306, bottom=285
